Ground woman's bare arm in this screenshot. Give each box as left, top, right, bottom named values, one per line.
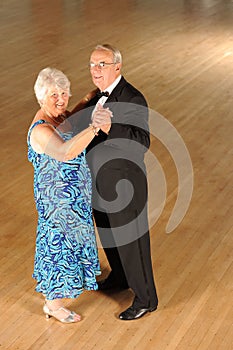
left=30, top=122, right=98, bottom=161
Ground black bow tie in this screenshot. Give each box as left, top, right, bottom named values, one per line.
left=96, top=91, right=109, bottom=98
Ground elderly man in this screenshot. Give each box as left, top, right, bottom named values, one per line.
left=74, top=44, right=158, bottom=320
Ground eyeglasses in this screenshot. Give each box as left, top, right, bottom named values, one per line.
left=89, top=62, right=116, bottom=69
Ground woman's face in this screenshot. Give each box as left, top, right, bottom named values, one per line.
left=42, top=87, right=69, bottom=117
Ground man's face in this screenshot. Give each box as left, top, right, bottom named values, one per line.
left=89, top=49, right=121, bottom=91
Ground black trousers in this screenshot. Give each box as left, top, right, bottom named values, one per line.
left=94, top=208, right=158, bottom=309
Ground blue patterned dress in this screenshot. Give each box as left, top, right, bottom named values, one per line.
left=27, top=119, right=100, bottom=300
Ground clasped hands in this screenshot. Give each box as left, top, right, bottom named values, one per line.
left=92, top=103, right=113, bottom=134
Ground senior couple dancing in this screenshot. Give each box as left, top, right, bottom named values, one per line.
left=28, top=44, right=158, bottom=323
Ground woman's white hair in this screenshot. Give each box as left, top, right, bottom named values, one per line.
left=34, top=67, right=71, bottom=105
left=94, top=44, right=122, bottom=64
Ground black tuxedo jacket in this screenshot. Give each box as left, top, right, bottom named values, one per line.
left=70, top=76, right=150, bottom=240
left=87, top=76, right=150, bottom=153
left=79, top=77, right=150, bottom=237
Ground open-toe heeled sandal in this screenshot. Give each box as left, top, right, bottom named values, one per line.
left=43, top=302, right=81, bottom=323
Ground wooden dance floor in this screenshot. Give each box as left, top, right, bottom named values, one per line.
left=0, top=0, right=232, bottom=349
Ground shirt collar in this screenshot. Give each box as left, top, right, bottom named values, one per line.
left=104, top=75, right=122, bottom=95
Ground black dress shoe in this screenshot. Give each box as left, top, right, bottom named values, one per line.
left=119, top=305, right=157, bottom=320
left=97, top=278, right=128, bottom=291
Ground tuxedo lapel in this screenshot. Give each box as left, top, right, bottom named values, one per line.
left=106, top=76, right=127, bottom=103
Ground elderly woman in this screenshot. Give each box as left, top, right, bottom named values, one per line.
left=27, top=67, right=111, bottom=323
